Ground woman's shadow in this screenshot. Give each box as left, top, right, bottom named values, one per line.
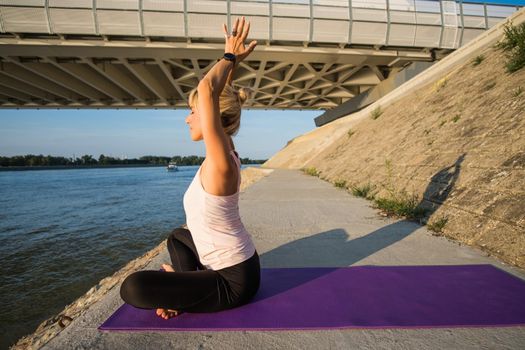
left=252, top=153, right=466, bottom=302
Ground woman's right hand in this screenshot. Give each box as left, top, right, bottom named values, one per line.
left=223, top=16, right=257, bottom=66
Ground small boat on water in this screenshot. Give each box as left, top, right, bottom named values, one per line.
left=167, top=162, right=178, bottom=171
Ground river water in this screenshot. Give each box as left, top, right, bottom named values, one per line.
left=0, top=164, right=258, bottom=349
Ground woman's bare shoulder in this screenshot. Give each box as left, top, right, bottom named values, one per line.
left=200, top=156, right=239, bottom=196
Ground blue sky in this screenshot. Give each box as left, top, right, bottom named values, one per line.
left=0, top=108, right=320, bottom=160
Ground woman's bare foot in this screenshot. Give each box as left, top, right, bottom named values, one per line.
left=156, top=264, right=179, bottom=319
left=161, top=263, right=175, bottom=272
left=156, top=307, right=179, bottom=319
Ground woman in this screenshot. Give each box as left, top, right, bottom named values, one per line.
left=120, top=16, right=260, bottom=320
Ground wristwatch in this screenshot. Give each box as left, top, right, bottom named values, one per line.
left=218, top=52, right=236, bottom=65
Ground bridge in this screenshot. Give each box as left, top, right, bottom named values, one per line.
left=0, top=0, right=522, bottom=111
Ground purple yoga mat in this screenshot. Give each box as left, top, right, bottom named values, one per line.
left=99, top=264, right=525, bottom=331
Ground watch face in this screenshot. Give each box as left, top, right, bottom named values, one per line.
left=224, top=53, right=236, bottom=60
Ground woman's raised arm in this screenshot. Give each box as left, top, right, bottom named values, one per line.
left=197, top=16, right=257, bottom=173
left=197, top=62, right=234, bottom=173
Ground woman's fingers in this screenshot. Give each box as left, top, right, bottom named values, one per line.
left=242, top=41, right=257, bottom=55
left=232, top=17, right=240, bottom=35
left=240, top=20, right=250, bottom=41
left=222, top=16, right=256, bottom=61
left=248, top=40, right=257, bottom=52
left=247, top=40, right=257, bottom=52
left=235, top=16, right=244, bottom=35
left=235, top=40, right=257, bottom=63
left=224, top=16, right=250, bottom=40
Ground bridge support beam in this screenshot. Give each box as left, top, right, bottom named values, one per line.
left=314, top=61, right=435, bottom=126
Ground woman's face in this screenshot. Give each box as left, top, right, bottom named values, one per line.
left=185, top=104, right=203, bottom=141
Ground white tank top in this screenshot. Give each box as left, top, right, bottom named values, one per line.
left=182, top=150, right=256, bottom=270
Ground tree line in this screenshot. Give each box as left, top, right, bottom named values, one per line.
left=0, top=154, right=267, bottom=167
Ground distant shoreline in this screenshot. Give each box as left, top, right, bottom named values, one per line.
left=0, top=164, right=167, bottom=171
left=0, top=163, right=262, bottom=172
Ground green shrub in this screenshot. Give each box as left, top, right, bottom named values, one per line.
left=427, top=216, right=449, bottom=234
left=452, top=114, right=461, bottom=123
left=513, top=86, right=523, bottom=97
left=363, top=159, right=429, bottom=221
left=302, top=167, right=319, bottom=177
left=497, top=21, right=525, bottom=73
left=347, top=129, right=355, bottom=138
left=351, top=183, right=375, bottom=199
left=472, top=55, right=485, bottom=66
left=334, top=179, right=347, bottom=188
left=373, top=192, right=427, bottom=220
left=370, top=105, right=383, bottom=120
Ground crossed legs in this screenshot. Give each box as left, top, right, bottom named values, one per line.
left=120, top=227, right=235, bottom=317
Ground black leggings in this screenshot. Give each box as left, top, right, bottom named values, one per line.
left=120, top=227, right=260, bottom=313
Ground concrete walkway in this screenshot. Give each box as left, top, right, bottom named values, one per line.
left=43, top=169, right=525, bottom=349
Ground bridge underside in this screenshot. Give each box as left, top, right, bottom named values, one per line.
left=1, top=0, right=519, bottom=110
left=0, top=37, right=439, bottom=110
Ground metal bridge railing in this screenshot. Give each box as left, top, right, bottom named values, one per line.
left=0, top=0, right=522, bottom=49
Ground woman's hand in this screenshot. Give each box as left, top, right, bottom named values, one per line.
left=223, top=16, right=257, bottom=66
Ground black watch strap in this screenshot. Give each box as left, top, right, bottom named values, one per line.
left=218, top=52, right=236, bottom=65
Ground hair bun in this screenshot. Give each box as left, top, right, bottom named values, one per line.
left=237, top=87, right=254, bottom=105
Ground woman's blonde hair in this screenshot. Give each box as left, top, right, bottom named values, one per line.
left=188, top=84, right=253, bottom=136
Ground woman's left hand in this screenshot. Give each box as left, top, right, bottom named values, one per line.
left=223, top=16, right=257, bottom=66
